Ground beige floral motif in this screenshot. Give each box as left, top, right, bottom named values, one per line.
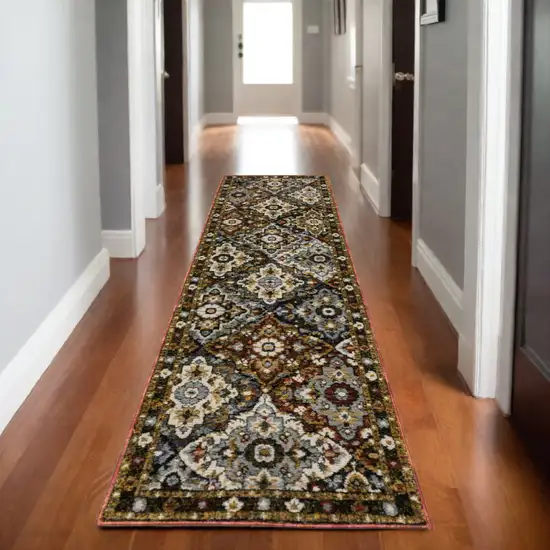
left=180, top=395, right=351, bottom=491
left=238, top=263, right=306, bottom=305
left=167, top=356, right=237, bottom=439
left=223, top=497, right=244, bottom=513
left=209, top=243, right=252, bottom=277
left=251, top=196, right=298, bottom=220
left=290, top=185, right=322, bottom=205
left=285, top=498, right=305, bottom=513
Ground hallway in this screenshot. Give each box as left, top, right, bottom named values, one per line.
left=0, top=124, right=549, bottom=549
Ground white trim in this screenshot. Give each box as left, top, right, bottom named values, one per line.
left=420, top=12, right=439, bottom=26
left=416, top=239, right=463, bottom=333
left=145, top=0, right=161, bottom=223
left=203, top=113, right=238, bottom=126
left=495, top=0, right=523, bottom=413
left=378, top=0, right=393, bottom=219
left=298, top=112, right=329, bottom=125
left=127, top=0, right=148, bottom=258
left=411, top=0, right=423, bottom=267
left=156, top=182, right=166, bottom=217
left=460, top=0, right=522, bottom=404
left=190, top=118, right=204, bottom=159
left=360, top=162, right=386, bottom=216
left=459, top=0, right=484, bottom=392
left=145, top=182, right=165, bottom=219
left=0, top=249, right=110, bottom=435
left=182, top=0, right=191, bottom=162
left=329, top=116, right=354, bottom=159
left=102, top=230, right=136, bottom=259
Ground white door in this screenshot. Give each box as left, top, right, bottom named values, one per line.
left=233, top=0, right=302, bottom=116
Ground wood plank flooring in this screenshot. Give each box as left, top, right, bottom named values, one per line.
left=1, top=123, right=549, bottom=549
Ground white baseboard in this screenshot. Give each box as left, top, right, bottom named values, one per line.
left=360, top=163, right=382, bottom=215
left=416, top=239, right=463, bottom=333
left=154, top=183, right=165, bottom=218
left=329, top=116, right=354, bottom=159
left=145, top=182, right=165, bottom=220
left=203, top=113, right=238, bottom=126
left=298, top=112, right=329, bottom=125
left=102, top=230, right=136, bottom=259
left=0, top=248, right=110, bottom=435
left=190, top=119, right=205, bottom=158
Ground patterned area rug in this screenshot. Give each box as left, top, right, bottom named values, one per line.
left=99, top=175, right=429, bottom=529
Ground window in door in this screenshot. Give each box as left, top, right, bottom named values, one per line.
left=242, top=2, right=294, bottom=85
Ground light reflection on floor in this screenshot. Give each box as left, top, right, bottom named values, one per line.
left=237, top=116, right=299, bottom=126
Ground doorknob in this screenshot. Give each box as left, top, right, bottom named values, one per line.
left=163, top=71, right=170, bottom=79
left=394, top=72, right=414, bottom=82
left=238, top=42, right=243, bottom=59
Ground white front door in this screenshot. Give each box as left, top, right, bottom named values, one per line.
left=233, top=0, right=302, bottom=116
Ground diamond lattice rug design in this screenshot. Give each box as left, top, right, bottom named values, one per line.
left=99, top=175, right=429, bottom=529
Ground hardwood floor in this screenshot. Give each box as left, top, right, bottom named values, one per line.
left=1, top=123, right=549, bottom=549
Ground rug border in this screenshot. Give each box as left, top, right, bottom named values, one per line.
left=97, top=175, right=431, bottom=530
left=324, top=175, right=432, bottom=530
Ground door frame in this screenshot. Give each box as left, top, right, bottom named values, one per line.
left=182, top=0, right=191, bottom=161
left=460, top=0, right=524, bottom=411
left=231, top=0, right=303, bottom=117
left=378, top=0, right=393, bottom=217
left=127, top=0, right=191, bottom=232
left=127, top=0, right=149, bottom=257
left=408, top=0, right=524, bottom=409
left=149, top=0, right=166, bottom=219
left=359, top=0, right=392, bottom=217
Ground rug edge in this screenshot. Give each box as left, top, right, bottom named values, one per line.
left=97, top=176, right=229, bottom=527
left=98, top=519, right=429, bottom=530
left=323, top=175, right=432, bottom=530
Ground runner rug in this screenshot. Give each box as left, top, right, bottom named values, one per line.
left=99, top=175, right=429, bottom=529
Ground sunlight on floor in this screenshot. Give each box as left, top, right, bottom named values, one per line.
left=237, top=116, right=299, bottom=126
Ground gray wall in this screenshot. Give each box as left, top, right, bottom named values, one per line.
left=303, top=0, right=327, bottom=113
left=204, top=0, right=233, bottom=113
left=203, top=0, right=328, bottom=114
left=189, top=0, right=205, bottom=129
left=328, top=1, right=355, bottom=137
left=0, top=0, right=103, bottom=374
left=419, top=0, right=468, bottom=288
left=96, top=0, right=132, bottom=230
left=361, top=0, right=383, bottom=176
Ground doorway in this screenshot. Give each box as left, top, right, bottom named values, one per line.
left=389, top=0, right=415, bottom=220
left=358, top=0, right=415, bottom=221
left=161, top=0, right=189, bottom=164
left=232, top=0, right=302, bottom=116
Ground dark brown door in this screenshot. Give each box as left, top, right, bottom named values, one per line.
left=511, top=0, right=550, bottom=477
left=163, top=0, right=184, bottom=164
left=390, top=1, right=415, bottom=220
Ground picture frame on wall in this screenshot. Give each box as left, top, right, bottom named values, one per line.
left=420, top=0, right=446, bottom=25
left=334, top=0, right=347, bottom=35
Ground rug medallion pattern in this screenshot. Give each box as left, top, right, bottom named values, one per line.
left=100, top=176, right=428, bottom=528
